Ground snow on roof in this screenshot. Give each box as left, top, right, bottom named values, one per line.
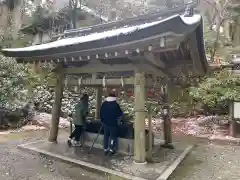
left=182, top=14, right=201, bottom=25
left=2, top=14, right=201, bottom=52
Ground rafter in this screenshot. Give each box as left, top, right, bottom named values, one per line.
left=144, top=52, right=166, bottom=69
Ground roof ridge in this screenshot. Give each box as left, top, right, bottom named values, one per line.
left=62, top=1, right=198, bottom=38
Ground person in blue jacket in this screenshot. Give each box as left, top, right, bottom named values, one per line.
left=100, top=92, right=123, bottom=156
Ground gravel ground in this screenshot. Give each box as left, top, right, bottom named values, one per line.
left=169, top=143, right=240, bottom=180
left=2, top=130, right=240, bottom=180
left=0, top=130, right=104, bottom=180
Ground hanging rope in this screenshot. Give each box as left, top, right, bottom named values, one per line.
left=102, top=76, right=106, bottom=88
left=78, top=77, right=82, bottom=87
left=148, top=78, right=156, bottom=98
left=121, top=76, right=124, bottom=88
left=75, top=76, right=82, bottom=92
left=74, top=86, right=78, bottom=93
left=120, top=76, right=126, bottom=98
left=64, top=77, right=68, bottom=88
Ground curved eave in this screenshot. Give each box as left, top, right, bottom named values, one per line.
left=1, top=15, right=201, bottom=59
left=195, top=18, right=209, bottom=74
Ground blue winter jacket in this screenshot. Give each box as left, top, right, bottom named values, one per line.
left=100, top=97, right=123, bottom=128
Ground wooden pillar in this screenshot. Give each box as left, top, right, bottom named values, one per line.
left=95, top=87, right=102, bottom=119
left=134, top=72, right=146, bottom=164
left=146, top=103, right=153, bottom=162
left=49, top=65, right=64, bottom=142
left=161, top=83, right=174, bottom=149
left=229, top=101, right=237, bottom=137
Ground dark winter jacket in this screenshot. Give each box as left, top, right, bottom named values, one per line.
left=100, top=97, right=123, bottom=128
left=73, top=101, right=88, bottom=126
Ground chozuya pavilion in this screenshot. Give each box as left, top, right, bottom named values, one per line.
left=1, top=7, right=208, bottom=164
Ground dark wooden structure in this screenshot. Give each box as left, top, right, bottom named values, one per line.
left=1, top=6, right=208, bottom=163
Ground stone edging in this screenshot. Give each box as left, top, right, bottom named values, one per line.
left=18, top=141, right=193, bottom=180
left=156, top=145, right=194, bottom=180
left=18, top=142, right=147, bottom=180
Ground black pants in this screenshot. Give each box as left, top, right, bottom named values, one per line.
left=69, top=125, right=83, bottom=141
left=103, top=126, right=118, bottom=152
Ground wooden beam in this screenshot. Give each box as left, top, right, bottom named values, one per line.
left=134, top=71, right=146, bottom=164
left=144, top=52, right=166, bottom=68
left=64, top=63, right=137, bottom=74
left=128, top=56, right=168, bottom=77
left=66, top=77, right=134, bottom=86
left=64, top=76, right=166, bottom=89
left=152, top=45, right=179, bottom=53
left=49, top=65, right=65, bottom=142
left=64, top=59, right=169, bottom=78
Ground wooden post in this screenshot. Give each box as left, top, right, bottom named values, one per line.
left=161, top=83, right=174, bottom=149
left=146, top=103, right=153, bottom=162
left=49, top=65, right=64, bottom=142
left=229, top=57, right=240, bottom=137
left=134, top=72, right=146, bottom=164
left=229, top=101, right=237, bottom=137
left=95, top=87, right=102, bottom=119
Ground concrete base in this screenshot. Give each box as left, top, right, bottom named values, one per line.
left=18, top=136, right=193, bottom=180
left=84, top=132, right=154, bottom=155
left=84, top=132, right=133, bottom=155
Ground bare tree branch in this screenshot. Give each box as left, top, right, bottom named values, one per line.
left=202, top=0, right=219, bottom=12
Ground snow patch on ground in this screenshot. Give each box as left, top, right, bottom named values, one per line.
left=0, top=113, right=70, bottom=135
left=31, top=113, right=70, bottom=128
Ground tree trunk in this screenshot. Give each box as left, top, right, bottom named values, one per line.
left=233, top=17, right=240, bottom=46
left=0, top=5, right=9, bottom=38
left=210, top=20, right=221, bottom=62
left=224, top=20, right=230, bottom=40
left=48, top=65, right=65, bottom=142
left=69, top=0, right=78, bottom=29
left=11, top=0, right=24, bottom=40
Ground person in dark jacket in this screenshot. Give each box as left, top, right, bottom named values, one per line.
left=68, top=94, right=89, bottom=147
left=100, top=92, right=123, bottom=156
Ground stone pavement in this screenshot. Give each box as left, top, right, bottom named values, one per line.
left=18, top=137, right=193, bottom=180
left=3, top=129, right=240, bottom=180
left=169, top=143, right=240, bottom=180
left=0, top=130, right=104, bottom=180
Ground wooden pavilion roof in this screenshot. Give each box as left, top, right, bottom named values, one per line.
left=1, top=8, right=209, bottom=84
